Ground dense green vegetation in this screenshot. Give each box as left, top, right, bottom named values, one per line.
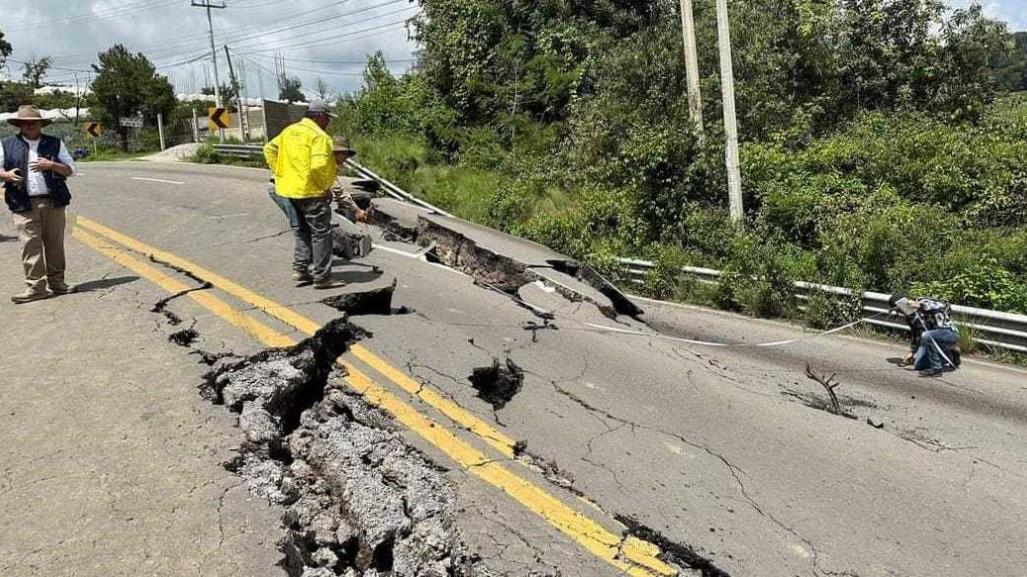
left=335, top=0, right=1027, bottom=317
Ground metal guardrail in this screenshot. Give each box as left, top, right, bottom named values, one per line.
left=212, top=144, right=452, bottom=216
left=344, top=160, right=451, bottom=217
left=212, top=143, right=266, bottom=159
left=209, top=143, right=1026, bottom=353
left=618, top=258, right=1027, bottom=353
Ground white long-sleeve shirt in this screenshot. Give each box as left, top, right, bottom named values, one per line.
left=0, top=136, right=78, bottom=196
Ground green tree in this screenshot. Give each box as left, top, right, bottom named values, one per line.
left=90, top=45, right=176, bottom=151
left=201, top=82, right=239, bottom=102
left=0, top=82, right=34, bottom=113
left=21, top=56, right=52, bottom=88
left=0, top=28, right=11, bottom=70
left=992, top=31, right=1027, bottom=91
left=278, top=76, right=304, bottom=102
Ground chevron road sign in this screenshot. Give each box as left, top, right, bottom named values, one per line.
left=208, top=107, right=231, bottom=131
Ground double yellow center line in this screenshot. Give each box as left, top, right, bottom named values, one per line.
left=73, top=216, right=675, bottom=577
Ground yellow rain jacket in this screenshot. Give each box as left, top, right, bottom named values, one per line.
left=263, top=118, right=337, bottom=199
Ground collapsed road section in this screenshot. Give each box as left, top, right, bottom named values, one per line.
left=368, top=199, right=643, bottom=320
left=199, top=319, right=490, bottom=577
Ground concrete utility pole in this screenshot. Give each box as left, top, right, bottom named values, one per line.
left=679, top=0, right=704, bottom=135
left=224, top=45, right=250, bottom=142
left=715, top=0, right=744, bottom=222
left=192, top=0, right=226, bottom=109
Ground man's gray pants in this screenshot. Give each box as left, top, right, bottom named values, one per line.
left=291, top=197, right=334, bottom=282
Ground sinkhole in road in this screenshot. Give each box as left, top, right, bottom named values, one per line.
left=468, top=359, right=525, bottom=411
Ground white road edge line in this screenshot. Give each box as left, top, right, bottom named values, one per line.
left=131, top=177, right=185, bottom=185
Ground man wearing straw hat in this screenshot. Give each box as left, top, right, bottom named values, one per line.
left=0, top=104, right=78, bottom=304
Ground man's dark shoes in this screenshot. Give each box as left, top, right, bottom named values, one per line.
left=11, top=290, right=51, bottom=304
left=313, top=280, right=346, bottom=290
left=49, top=283, right=77, bottom=295
left=919, top=368, right=943, bottom=378
left=292, top=270, right=314, bottom=285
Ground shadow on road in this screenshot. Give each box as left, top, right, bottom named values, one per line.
left=76, top=276, right=140, bottom=293
left=331, top=266, right=383, bottom=285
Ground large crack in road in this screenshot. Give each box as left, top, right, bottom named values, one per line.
left=200, top=318, right=491, bottom=577
left=137, top=220, right=740, bottom=577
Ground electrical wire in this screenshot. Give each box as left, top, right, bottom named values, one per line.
left=237, top=15, right=414, bottom=55
left=5, top=0, right=177, bottom=33
left=45, top=0, right=355, bottom=60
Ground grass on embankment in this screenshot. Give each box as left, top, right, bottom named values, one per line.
left=78, top=149, right=150, bottom=162
left=348, top=133, right=509, bottom=225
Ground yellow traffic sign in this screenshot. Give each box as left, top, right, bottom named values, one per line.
left=208, top=107, right=231, bottom=131
left=84, top=122, right=102, bottom=138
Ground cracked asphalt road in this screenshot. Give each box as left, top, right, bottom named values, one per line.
left=2, top=160, right=1025, bottom=577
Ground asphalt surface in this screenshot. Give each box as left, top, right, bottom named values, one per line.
left=2, top=160, right=1025, bottom=577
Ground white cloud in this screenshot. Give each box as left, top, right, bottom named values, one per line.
left=0, top=0, right=419, bottom=95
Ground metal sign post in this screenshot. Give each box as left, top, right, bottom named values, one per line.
left=84, top=123, right=102, bottom=157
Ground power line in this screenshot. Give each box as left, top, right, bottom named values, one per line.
left=153, top=0, right=408, bottom=58
left=45, top=0, right=353, bottom=60
left=5, top=0, right=176, bottom=33
left=39, top=0, right=417, bottom=78
left=82, top=0, right=388, bottom=65
left=237, top=14, right=414, bottom=55
left=7, top=58, right=94, bottom=74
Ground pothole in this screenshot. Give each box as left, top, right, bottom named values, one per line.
left=468, top=359, right=524, bottom=410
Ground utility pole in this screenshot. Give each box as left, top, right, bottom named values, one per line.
left=224, top=45, right=250, bottom=142
left=73, top=73, right=81, bottom=127
left=715, top=0, right=744, bottom=223
left=679, top=0, right=703, bottom=136
left=192, top=0, right=226, bottom=108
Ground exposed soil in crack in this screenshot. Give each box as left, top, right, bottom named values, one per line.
left=320, top=280, right=413, bottom=317
left=169, top=327, right=200, bottom=347
left=515, top=451, right=583, bottom=498
left=152, top=283, right=213, bottom=326
left=371, top=207, right=642, bottom=323
left=200, top=318, right=491, bottom=577
left=190, top=349, right=241, bottom=367
left=616, top=516, right=732, bottom=577
left=468, top=359, right=524, bottom=410
left=148, top=255, right=211, bottom=286
left=418, top=220, right=536, bottom=295
left=370, top=209, right=419, bottom=244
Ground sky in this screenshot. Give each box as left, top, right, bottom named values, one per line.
left=0, top=0, right=421, bottom=98
left=0, top=0, right=1024, bottom=97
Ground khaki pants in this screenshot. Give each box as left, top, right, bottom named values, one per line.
left=12, top=198, right=66, bottom=294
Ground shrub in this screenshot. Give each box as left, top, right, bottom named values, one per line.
left=715, top=228, right=803, bottom=318
left=641, top=246, right=692, bottom=301
left=804, top=290, right=864, bottom=330
left=190, top=143, right=221, bottom=164
left=911, top=260, right=1027, bottom=313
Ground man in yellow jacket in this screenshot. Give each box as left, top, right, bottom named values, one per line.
left=264, top=101, right=345, bottom=289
